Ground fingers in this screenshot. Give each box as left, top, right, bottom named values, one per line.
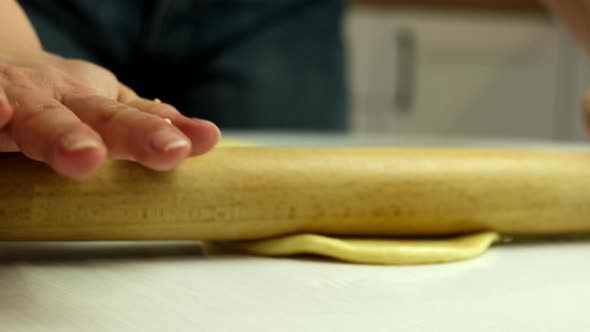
left=3, top=79, right=219, bottom=179
left=124, top=97, right=220, bottom=156
left=62, top=94, right=193, bottom=171
left=8, top=89, right=107, bottom=180
left=0, top=87, right=13, bottom=128
left=118, top=83, right=220, bottom=155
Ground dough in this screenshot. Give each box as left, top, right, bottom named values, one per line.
left=219, top=232, right=500, bottom=265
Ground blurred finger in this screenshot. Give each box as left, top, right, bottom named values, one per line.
left=124, top=97, right=220, bottom=156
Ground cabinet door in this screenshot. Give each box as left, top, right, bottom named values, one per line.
left=346, top=8, right=562, bottom=139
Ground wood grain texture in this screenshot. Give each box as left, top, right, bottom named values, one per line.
left=1, top=147, right=590, bottom=241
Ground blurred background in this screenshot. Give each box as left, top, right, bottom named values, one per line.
left=20, top=0, right=590, bottom=142
left=345, top=0, right=588, bottom=141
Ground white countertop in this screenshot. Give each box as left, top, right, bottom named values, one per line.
left=1, top=239, right=589, bottom=332
left=2, top=132, right=590, bottom=331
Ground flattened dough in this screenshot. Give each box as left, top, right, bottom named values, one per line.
left=223, top=232, right=500, bottom=265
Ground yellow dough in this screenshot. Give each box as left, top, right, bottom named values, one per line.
left=224, top=232, right=500, bottom=265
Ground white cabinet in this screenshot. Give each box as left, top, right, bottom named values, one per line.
left=346, top=7, right=565, bottom=139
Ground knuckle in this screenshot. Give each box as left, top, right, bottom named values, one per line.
left=67, top=59, right=117, bottom=80
left=36, top=100, right=64, bottom=111
left=63, top=79, right=95, bottom=96
left=16, top=100, right=63, bottom=126
left=97, top=101, right=134, bottom=126
left=40, top=65, right=63, bottom=78
left=0, top=65, right=35, bottom=89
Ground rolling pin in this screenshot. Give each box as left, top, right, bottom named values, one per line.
left=1, top=146, right=590, bottom=241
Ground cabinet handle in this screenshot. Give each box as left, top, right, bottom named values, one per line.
left=393, top=27, right=417, bottom=115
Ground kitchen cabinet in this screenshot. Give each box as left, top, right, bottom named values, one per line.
left=345, top=7, right=566, bottom=139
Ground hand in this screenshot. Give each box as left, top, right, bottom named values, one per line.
left=0, top=51, right=220, bottom=180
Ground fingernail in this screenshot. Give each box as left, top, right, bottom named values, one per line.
left=209, top=121, right=222, bottom=138
left=61, top=134, right=102, bottom=152
left=151, top=129, right=190, bottom=152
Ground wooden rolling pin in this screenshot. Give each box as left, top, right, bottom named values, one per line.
left=1, top=147, right=590, bottom=241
